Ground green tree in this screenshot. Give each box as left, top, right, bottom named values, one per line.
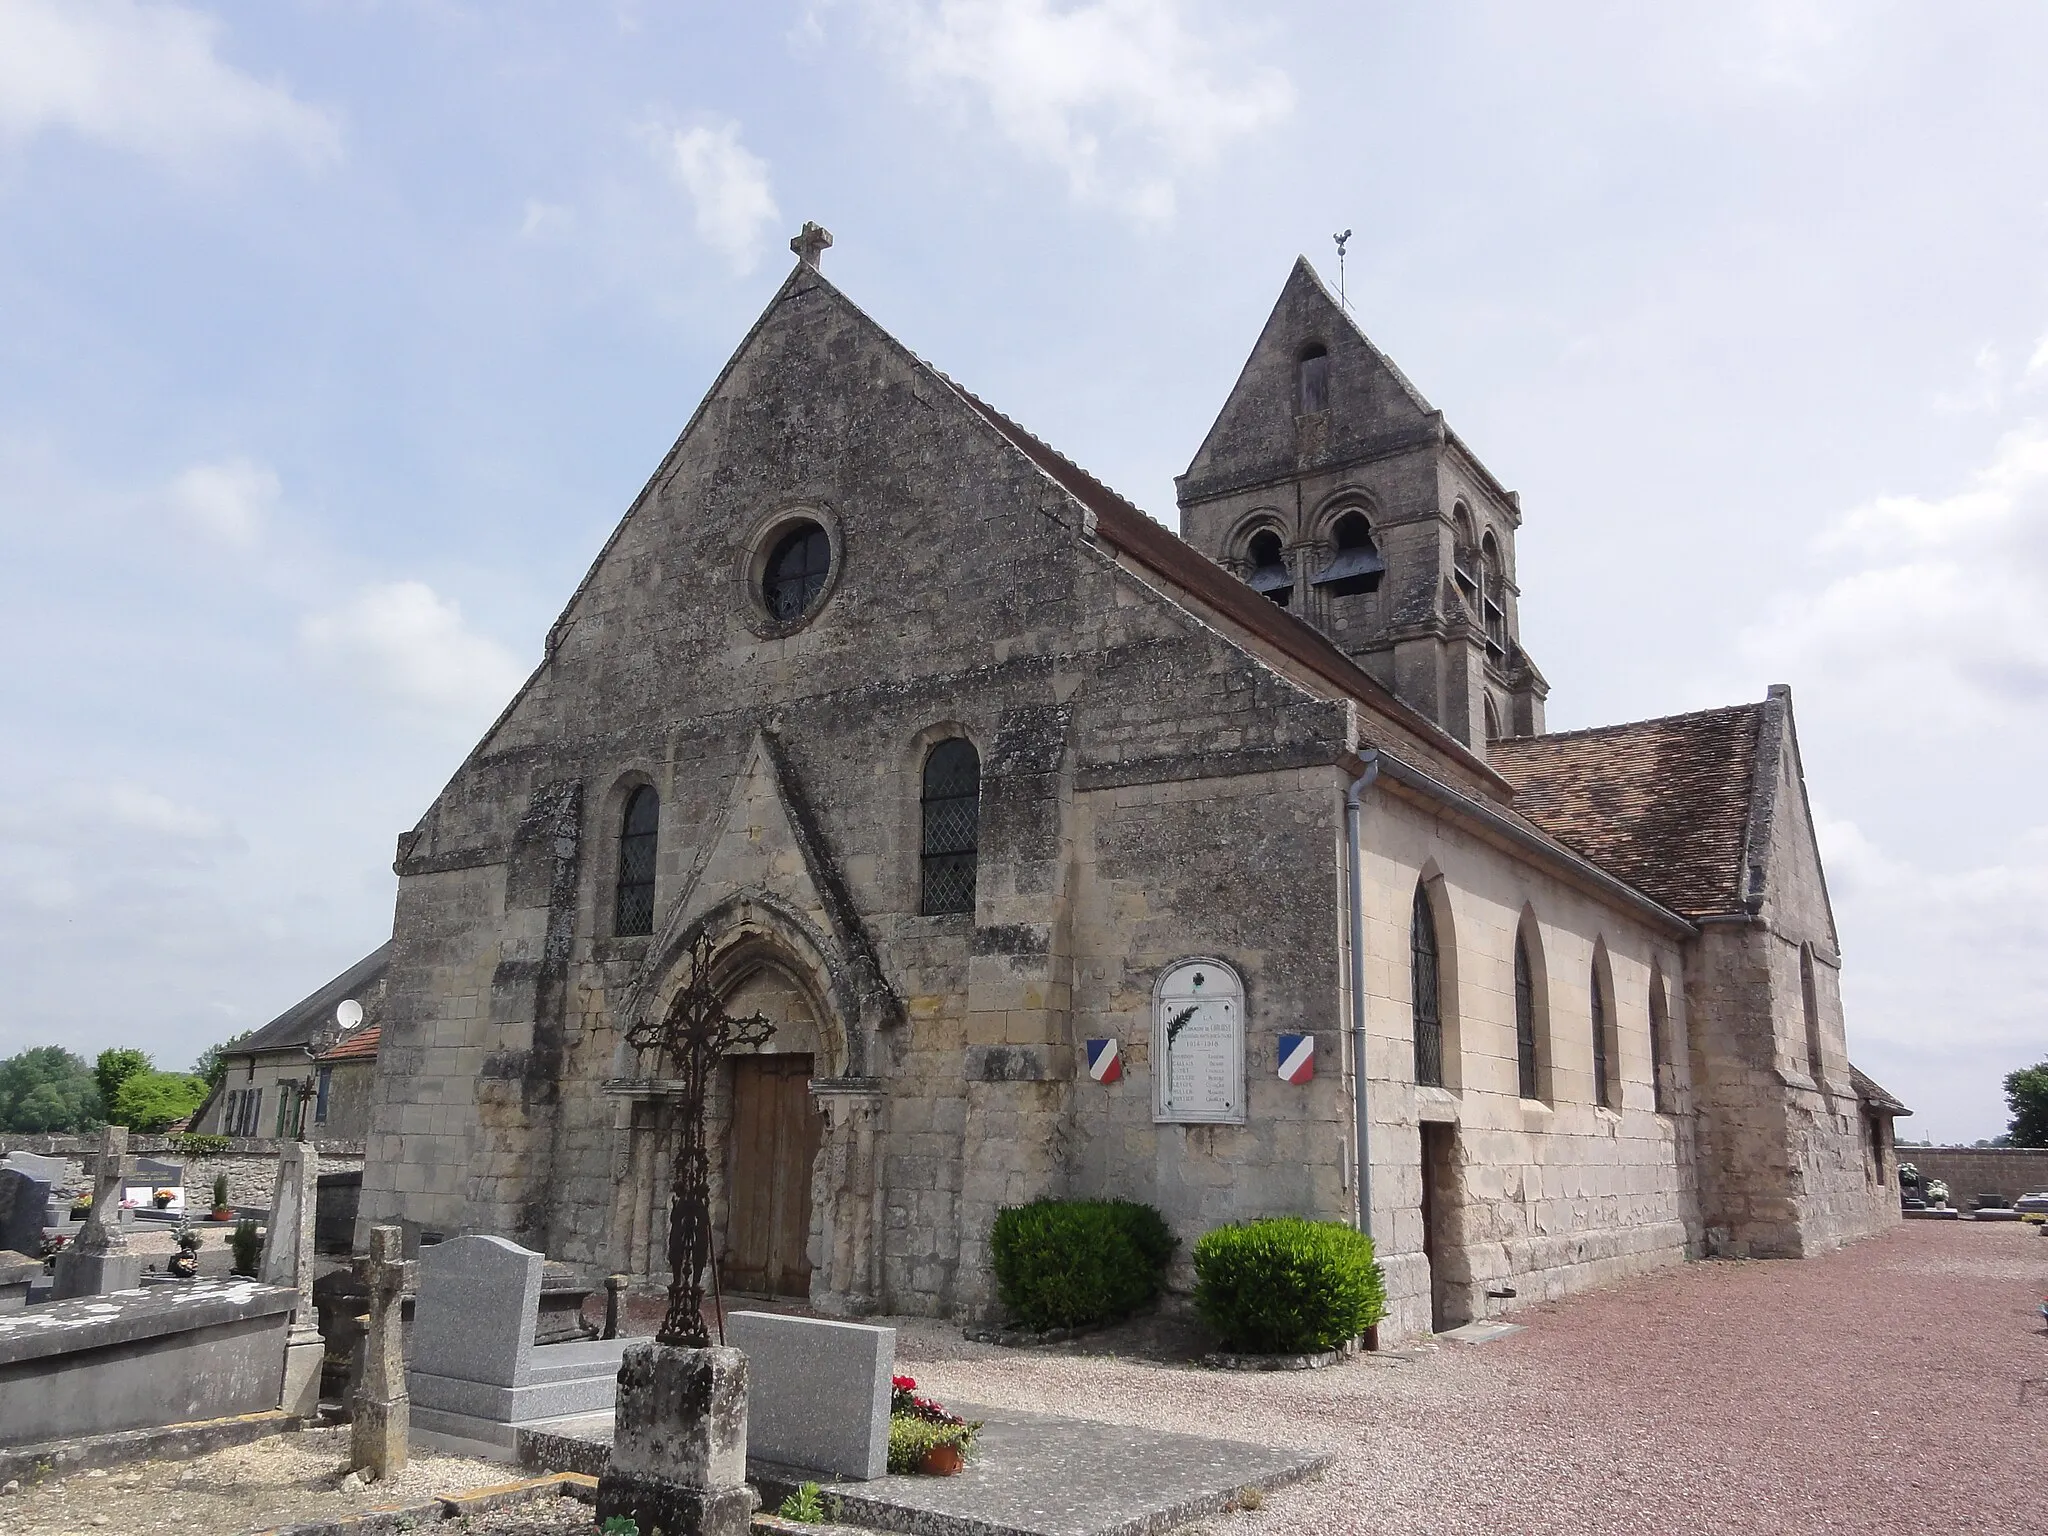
left=109, top=1070, right=210, bottom=1133
left=2005, top=1061, right=2048, bottom=1148
left=94, top=1048, right=153, bottom=1111
left=193, top=1032, right=252, bottom=1089
left=0, top=1047, right=103, bottom=1133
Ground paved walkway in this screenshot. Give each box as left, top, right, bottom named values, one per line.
left=892, top=1222, right=2048, bottom=1536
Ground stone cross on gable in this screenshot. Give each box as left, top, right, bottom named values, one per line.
left=626, top=930, right=776, bottom=1347
left=351, top=1224, right=414, bottom=1479
left=790, top=220, right=833, bottom=269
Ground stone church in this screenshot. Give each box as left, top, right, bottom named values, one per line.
left=355, top=230, right=1907, bottom=1339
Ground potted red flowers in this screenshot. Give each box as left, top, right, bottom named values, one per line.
left=887, top=1374, right=980, bottom=1475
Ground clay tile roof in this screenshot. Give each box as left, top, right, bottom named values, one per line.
left=1487, top=703, right=1764, bottom=919
left=1851, top=1064, right=1911, bottom=1116
left=317, top=1025, right=381, bottom=1064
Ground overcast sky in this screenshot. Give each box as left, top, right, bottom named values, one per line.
left=0, top=1, right=2042, bottom=1143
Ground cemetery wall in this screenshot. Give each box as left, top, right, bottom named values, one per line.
left=0, top=1136, right=364, bottom=1212
left=1903, top=1148, right=2048, bottom=1203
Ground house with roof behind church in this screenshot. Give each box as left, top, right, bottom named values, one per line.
left=355, top=230, right=1904, bottom=1338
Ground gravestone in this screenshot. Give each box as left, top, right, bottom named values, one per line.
left=0, top=1167, right=50, bottom=1259
left=414, top=1235, right=543, bottom=1388
left=727, top=1311, right=893, bottom=1480
left=407, top=1234, right=631, bottom=1455
left=1, top=1150, right=69, bottom=1183
left=0, top=1249, right=40, bottom=1311
left=52, top=1126, right=143, bottom=1298
left=259, top=1141, right=321, bottom=1416
left=352, top=1224, right=414, bottom=1479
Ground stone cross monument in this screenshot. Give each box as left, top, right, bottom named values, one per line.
left=597, top=932, right=768, bottom=1536
left=53, top=1124, right=143, bottom=1299
left=260, top=1140, right=322, bottom=1417
left=350, top=1223, right=414, bottom=1480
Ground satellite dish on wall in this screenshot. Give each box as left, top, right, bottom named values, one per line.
left=336, top=999, right=364, bottom=1031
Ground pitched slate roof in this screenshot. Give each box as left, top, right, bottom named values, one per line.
left=1487, top=704, right=1765, bottom=920
left=233, top=943, right=391, bottom=1056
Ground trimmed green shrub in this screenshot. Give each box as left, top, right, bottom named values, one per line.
left=1193, top=1217, right=1386, bottom=1355
left=990, top=1198, right=1175, bottom=1331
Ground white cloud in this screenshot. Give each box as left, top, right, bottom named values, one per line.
left=649, top=121, right=780, bottom=274
left=0, top=0, right=341, bottom=172
left=859, top=0, right=1292, bottom=219
left=301, top=580, right=526, bottom=726
left=2027, top=332, right=2048, bottom=381
left=169, top=456, right=278, bottom=547
left=1739, top=419, right=2048, bottom=727
left=1814, top=811, right=2048, bottom=1142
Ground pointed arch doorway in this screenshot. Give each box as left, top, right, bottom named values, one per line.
left=718, top=960, right=825, bottom=1298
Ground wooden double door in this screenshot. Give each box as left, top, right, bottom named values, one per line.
left=724, top=1054, right=822, bottom=1298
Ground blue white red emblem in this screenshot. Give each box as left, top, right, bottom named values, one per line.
left=1085, top=1038, right=1122, bottom=1083
left=1277, top=1033, right=1314, bottom=1084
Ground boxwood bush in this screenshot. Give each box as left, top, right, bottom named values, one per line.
left=1193, top=1217, right=1386, bottom=1354
left=990, top=1198, right=1175, bottom=1331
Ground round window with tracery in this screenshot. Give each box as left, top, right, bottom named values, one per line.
left=762, top=520, right=832, bottom=622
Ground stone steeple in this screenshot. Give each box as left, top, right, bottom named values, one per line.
left=1176, top=257, right=1546, bottom=751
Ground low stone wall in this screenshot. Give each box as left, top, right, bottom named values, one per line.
left=0, top=1135, right=364, bottom=1214
left=0, top=1278, right=297, bottom=1446
left=1901, top=1147, right=2048, bottom=1204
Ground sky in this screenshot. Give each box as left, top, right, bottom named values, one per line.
left=0, top=0, right=2043, bottom=1143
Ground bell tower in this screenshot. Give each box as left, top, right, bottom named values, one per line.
left=1175, top=258, right=1546, bottom=751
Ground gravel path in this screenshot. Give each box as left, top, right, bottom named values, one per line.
left=894, top=1222, right=2048, bottom=1536
left=0, top=1426, right=512, bottom=1535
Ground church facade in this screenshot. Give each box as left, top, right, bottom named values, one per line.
left=356, top=240, right=1905, bottom=1339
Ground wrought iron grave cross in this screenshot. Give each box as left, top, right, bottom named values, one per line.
left=625, top=930, right=776, bottom=1347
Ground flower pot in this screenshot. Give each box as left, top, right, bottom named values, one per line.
left=920, top=1443, right=965, bottom=1477
left=211, top=1207, right=234, bottom=1222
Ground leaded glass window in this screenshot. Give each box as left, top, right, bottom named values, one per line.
left=1411, top=883, right=1443, bottom=1087
left=615, top=785, right=659, bottom=937
left=1591, top=961, right=1613, bottom=1109
left=763, top=521, right=831, bottom=622
left=920, top=738, right=979, bottom=916
left=1514, top=932, right=1539, bottom=1101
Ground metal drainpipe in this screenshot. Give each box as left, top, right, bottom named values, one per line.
left=1345, top=751, right=1381, bottom=1242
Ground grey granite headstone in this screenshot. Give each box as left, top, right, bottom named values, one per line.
left=412, top=1234, right=542, bottom=1388
left=0, top=1168, right=51, bottom=1259
left=727, top=1311, right=894, bottom=1480
left=2, top=1150, right=68, bottom=1183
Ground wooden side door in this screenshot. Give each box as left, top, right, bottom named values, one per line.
left=723, top=1054, right=821, bottom=1298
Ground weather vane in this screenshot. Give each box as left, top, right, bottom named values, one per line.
left=624, top=930, right=775, bottom=1347
left=1333, top=228, right=1353, bottom=310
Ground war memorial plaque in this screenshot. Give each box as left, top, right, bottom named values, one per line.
left=1152, top=958, right=1246, bottom=1125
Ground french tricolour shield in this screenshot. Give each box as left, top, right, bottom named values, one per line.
left=1085, top=1037, right=1122, bottom=1084
left=1277, top=1033, right=1314, bottom=1084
